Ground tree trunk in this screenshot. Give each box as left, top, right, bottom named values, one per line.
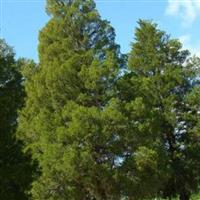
left=179, top=191, right=190, bottom=200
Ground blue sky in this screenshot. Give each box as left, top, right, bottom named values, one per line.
left=1, top=0, right=200, bottom=62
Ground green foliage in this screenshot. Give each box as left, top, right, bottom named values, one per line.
left=16, top=2, right=200, bottom=200
left=17, top=0, right=126, bottom=199
left=121, top=20, right=200, bottom=200
left=0, top=39, right=34, bottom=199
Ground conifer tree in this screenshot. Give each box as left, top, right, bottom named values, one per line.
left=0, top=39, right=34, bottom=199
left=17, top=1, right=125, bottom=199
left=124, top=20, right=200, bottom=200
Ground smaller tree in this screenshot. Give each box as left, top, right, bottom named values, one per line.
left=0, top=39, right=35, bottom=200
left=120, top=20, right=200, bottom=200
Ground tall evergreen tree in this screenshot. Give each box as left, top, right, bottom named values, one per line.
left=0, top=39, right=34, bottom=199
left=124, top=20, right=200, bottom=200
left=17, top=0, right=125, bottom=199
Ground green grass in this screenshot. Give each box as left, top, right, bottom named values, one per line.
left=148, top=193, right=200, bottom=200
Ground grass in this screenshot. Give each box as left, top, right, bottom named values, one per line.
left=148, top=193, right=200, bottom=200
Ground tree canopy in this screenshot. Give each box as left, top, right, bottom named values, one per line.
left=17, top=0, right=126, bottom=199
left=123, top=20, right=200, bottom=200
left=0, top=39, right=34, bottom=200
left=2, top=1, right=200, bottom=200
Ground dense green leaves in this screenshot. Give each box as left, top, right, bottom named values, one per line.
left=10, top=2, right=200, bottom=200
left=17, top=0, right=125, bottom=199
left=0, top=39, right=34, bottom=199
left=123, top=20, right=200, bottom=200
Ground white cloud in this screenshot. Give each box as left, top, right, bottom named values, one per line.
left=166, top=0, right=181, bottom=15
left=179, top=34, right=200, bottom=56
left=179, top=34, right=191, bottom=44
left=166, top=0, right=200, bottom=26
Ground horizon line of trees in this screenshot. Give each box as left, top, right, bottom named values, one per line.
left=1, top=1, right=200, bottom=200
